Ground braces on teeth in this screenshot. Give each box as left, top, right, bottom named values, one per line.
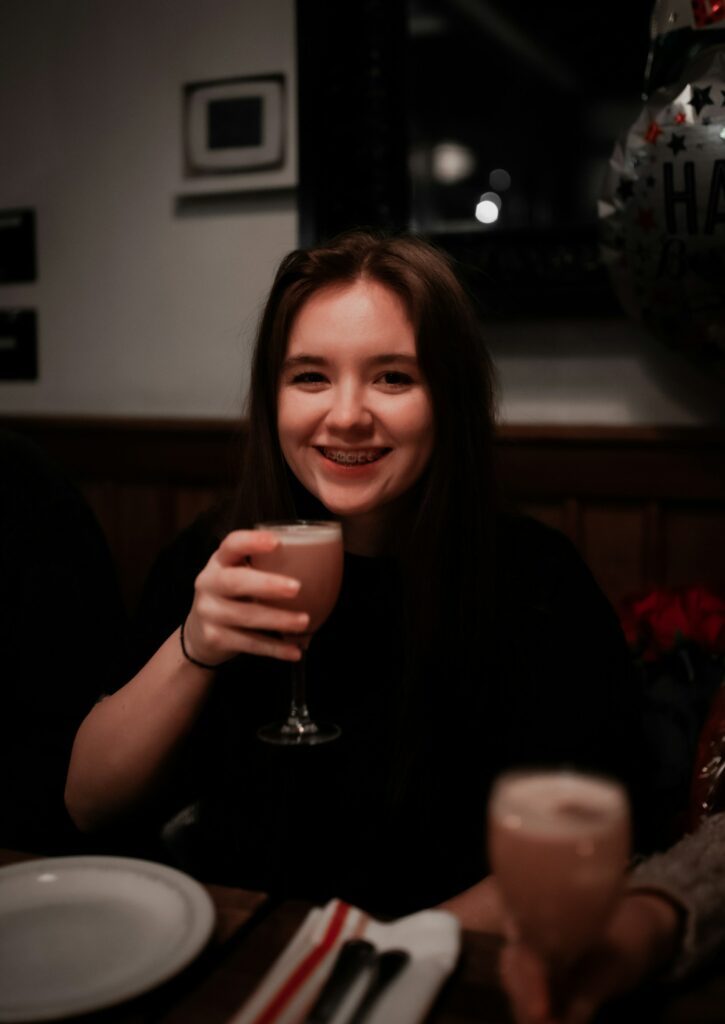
left=325, top=450, right=383, bottom=464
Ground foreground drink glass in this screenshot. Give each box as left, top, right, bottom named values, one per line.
left=488, top=769, right=631, bottom=977
left=253, top=520, right=344, bottom=745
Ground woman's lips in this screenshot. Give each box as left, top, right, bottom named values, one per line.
left=318, top=447, right=391, bottom=466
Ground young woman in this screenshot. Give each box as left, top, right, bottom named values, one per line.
left=66, top=231, right=652, bottom=918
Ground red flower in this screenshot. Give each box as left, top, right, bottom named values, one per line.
left=618, top=585, right=725, bottom=662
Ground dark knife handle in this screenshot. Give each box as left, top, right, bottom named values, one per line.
left=305, top=938, right=376, bottom=1023
left=346, top=949, right=410, bottom=1024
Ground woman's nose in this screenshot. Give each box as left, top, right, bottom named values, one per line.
left=325, top=384, right=373, bottom=432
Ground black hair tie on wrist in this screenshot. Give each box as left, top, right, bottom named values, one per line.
left=179, top=618, right=221, bottom=671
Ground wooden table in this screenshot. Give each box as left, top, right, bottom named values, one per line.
left=1, top=849, right=724, bottom=1023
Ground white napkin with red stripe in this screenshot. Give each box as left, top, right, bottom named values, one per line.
left=230, top=898, right=461, bottom=1024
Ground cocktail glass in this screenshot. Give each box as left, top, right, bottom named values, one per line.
left=253, top=520, right=344, bottom=745
left=488, top=769, right=631, bottom=985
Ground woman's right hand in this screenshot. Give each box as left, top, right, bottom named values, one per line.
left=181, top=529, right=310, bottom=667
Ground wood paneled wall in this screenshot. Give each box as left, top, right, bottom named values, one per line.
left=3, top=416, right=724, bottom=612
left=497, top=425, right=725, bottom=607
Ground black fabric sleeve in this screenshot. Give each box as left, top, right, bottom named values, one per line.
left=88, top=511, right=222, bottom=856
left=117, top=512, right=220, bottom=687
left=492, top=516, right=659, bottom=853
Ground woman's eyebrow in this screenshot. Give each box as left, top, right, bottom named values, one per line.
left=282, top=352, right=419, bottom=369
left=281, top=354, right=330, bottom=369
left=369, top=353, right=419, bottom=366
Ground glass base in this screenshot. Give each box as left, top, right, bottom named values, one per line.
left=257, top=719, right=341, bottom=746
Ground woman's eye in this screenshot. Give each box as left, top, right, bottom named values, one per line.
left=290, top=371, right=326, bottom=385
left=379, top=370, right=414, bottom=387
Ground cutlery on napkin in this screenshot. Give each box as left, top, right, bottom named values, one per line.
left=342, top=948, right=411, bottom=1024
left=305, top=939, right=377, bottom=1023
left=305, top=939, right=410, bottom=1024
left=230, top=899, right=461, bottom=1024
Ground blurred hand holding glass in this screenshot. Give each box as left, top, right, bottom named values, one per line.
left=488, top=770, right=631, bottom=980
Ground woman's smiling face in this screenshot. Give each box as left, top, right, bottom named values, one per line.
left=277, top=278, right=434, bottom=548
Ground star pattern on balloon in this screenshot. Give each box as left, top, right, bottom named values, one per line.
left=599, top=44, right=725, bottom=361
left=689, top=84, right=713, bottom=115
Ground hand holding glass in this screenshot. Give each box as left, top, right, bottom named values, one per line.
left=253, top=520, right=343, bottom=745
left=488, top=770, right=631, bottom=978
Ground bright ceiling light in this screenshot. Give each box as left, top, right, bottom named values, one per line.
left=475, top=191, right=502, bottom=224
left=432, top=141, right=476, bottom=184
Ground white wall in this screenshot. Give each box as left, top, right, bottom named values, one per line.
left=0, top=1, right=722, bottom=425
left=487, top=317, right=725, bottom=427
left=0, top=0, right=297, bottom=418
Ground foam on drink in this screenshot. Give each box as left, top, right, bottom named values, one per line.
left=257, top=523, right=340, bottom=541
left=493, top=771, right=628, bottom=836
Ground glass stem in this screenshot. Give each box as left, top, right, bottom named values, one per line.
left=288, top=652, right=312, bottom=728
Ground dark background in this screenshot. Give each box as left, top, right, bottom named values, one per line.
left=297, top=0, right=655, bottom=314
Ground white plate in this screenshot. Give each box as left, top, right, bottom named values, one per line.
left=0, top=855, right=215, bottom=1022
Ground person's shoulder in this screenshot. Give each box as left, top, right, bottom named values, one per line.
left=497, top=512, right=584, bottom=572
left=0, top=427, right=93, bottom=516
left=494, top=514, right=632, bottom=677
left=149, top=502, right=227, bottom=581
left=0, top=427, right=121, bottom=587
left=126, top=502, right=229, bottom=674
left=495, top=512, right=608, bottom=612
left=0, top=427, right=62, bottom=481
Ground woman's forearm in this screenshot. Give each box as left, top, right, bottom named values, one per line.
left=66, top=528, right=311, bottom=834
left=437, top=875, right=507, bottom=933
left=65, top=628, right=216, bottom=831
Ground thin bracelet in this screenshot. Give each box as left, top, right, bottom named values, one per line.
left=179, top=618, right=221, bottom=671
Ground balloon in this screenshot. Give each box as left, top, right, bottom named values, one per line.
left=599, top=19, right=725, bottom=362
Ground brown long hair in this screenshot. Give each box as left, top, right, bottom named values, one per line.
left=233, top=230, right=500, bottom=789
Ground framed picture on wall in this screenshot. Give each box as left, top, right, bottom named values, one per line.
left=179, top=74, right=294, bottom=196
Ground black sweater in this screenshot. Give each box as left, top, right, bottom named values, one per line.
left=118, top=512, right=652, bottom=917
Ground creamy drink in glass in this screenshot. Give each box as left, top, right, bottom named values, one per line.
left=253, top=520, right=343, bottom=745
left=253, top=521, right=343, bottom=636
left=488, top=770, right=631, bottom=973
